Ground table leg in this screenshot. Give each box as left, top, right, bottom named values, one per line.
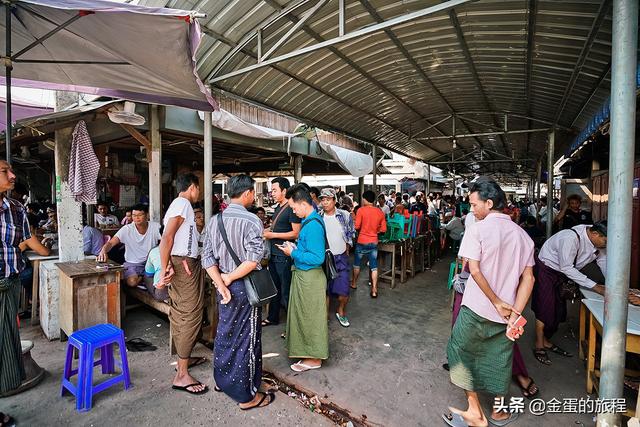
left=579, top=302, right=586, bottom=360
left=31, top=260, right=40, bottom=326
left=400, top=243, right=406, bottom=284
left=587, top=313, right=596, bottom=394
left=391, top=247, right=396, bottom=289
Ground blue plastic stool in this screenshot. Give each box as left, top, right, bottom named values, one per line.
left=60, top=324, right=131, bottom=412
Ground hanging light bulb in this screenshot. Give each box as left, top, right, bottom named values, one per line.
left=452, top=138, right=457, bottom=149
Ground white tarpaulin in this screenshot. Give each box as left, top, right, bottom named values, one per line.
left=201, top=109, right=373, bottom=177
left=318, top=142, right=373, bottom=178
left=0, top=0, right=216, bottom=111
left=202, top=109, right=294, bottom=139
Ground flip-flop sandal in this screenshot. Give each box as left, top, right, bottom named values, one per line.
left=214, top=385, right=222, bottom=392
left=280, top=333, right=286, bottom=339
left=533, top=348, right=551, bottom=365
left=350, top=285, right=357, bottom=290
left=172, top=382, right=209, bottom=395
left=517, top=377, right=539, bottom=399
left=489, top=412, right=519, bottom=426
left=290, top=361, right=321, bottom=372
left=174, top=356, right=208, bottom=371
left=545, top=344, right=573, bottom=357
left=261, top=320, right=277, bottom=327
left=442, top=413, right=469, bottom=427
left=239, top=392, right=275, bottom=411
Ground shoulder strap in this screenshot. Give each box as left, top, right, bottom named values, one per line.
left=305, top=217, right=329, bottom=248
left=271, top=204, right=288, bottom=227
left=217, top=213, right=242, bottom=268
left=569, top=228, right=580, bottom=266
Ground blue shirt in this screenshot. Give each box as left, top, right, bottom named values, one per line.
left=291, top=210, right=325, bottom=271
left=83, top=225, right=104, bottom=256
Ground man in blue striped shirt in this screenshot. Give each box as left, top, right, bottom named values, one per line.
left=0, top=160, right=36, bottom=397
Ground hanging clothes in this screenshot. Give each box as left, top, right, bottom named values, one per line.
left=69, top=121, right=100, bottom=204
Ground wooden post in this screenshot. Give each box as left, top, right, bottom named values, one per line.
left=148, top=105, right=162, bottom=224
left=294, top=155, right=303, bottom=183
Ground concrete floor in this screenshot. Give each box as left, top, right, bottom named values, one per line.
left=261, top=254, right=596, bottom=427
left=3, top=254, right=602, bottom=426
left=3, top=310, right=331, bottom=427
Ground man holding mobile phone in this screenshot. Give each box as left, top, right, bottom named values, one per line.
left=443, top=178, right=535, bottom=427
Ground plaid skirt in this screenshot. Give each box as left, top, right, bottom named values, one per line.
left=447, top=306, right=513, bottom=395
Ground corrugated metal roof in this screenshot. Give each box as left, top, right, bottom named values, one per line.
left=141, top=0, right=627, bottom=176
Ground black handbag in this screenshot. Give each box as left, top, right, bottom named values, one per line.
left=307, top=217, right=339, bottom=281
left=217, top=213, right=277, bottom=307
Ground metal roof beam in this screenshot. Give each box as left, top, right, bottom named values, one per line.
left=209, top=0, right=474, bottom=83
left=418, top=127, right=551, bottom=141
left=569, top=61, right=611, bottom=129
left=525, top=0, right=537, bottom=154
left=448, top=10, right=511, bottom=155
left=202, top=31, right=446, bottom=156
left=553, top=0, right=612, bottom=126
left=356, top=0, right=483, bottom=150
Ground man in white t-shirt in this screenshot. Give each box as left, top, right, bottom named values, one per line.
left=98, top=204, right=161, bottom=288
left=158, top=173, right=207, bottom=395
left=94, top=202, right=119, bottom=228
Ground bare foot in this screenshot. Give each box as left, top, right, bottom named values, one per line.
left=173, top=372, right=207, bottom=393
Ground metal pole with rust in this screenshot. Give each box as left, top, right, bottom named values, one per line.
left=597, top=0, right=638, bottom=425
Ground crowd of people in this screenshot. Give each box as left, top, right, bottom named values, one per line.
left=0, top=157, right=629, bottom=421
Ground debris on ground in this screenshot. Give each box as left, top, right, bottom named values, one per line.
left=262, top=372, right=370, bottom=426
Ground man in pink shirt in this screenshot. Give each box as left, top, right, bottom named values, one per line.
left=444, top=178, right=535, bottom=427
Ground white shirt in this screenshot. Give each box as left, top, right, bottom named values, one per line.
left=427, top=200, right=437, bottom=215
left=115, top=222, right=162, bottom=264
left=94, top=213, right=119, bottom=226
left=539, top=206, right=558, bottom=223
left=445, top=216, right=465, bottom=241
left=528, top=204, right=537, bottom=218
left=538, top=224, right=607, bottom=289
left=323, top=213, right=347, bottom=255
left=379, top=204, right=391, bottom=215
left=163, top=197, right=199, bottom=258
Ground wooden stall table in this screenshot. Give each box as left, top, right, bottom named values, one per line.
left=578, top=287, right=603, bottom=360
left=377, top=240, right=408, bottom=288
left=57, top=260, right=122, bottom=340
left=24, top=249, right=58, bottom=326
left=583, top=298, right=640, bottom=417
left=408, top=235, right=426, bottom=276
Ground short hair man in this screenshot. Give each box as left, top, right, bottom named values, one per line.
left=352, top=190, right=387, bottom=297
left=309, top=187, right=322, bottom=211
left=530, top=221, right=636, bottom=365
left=262, top=177, right=301, bottom=326
left=555, top=194, right=593, bottom=230
left=82, top=214, right=104, bottom=256
left=377, top=193, right=390, bottom=215
left=0, top=160, right=38, bottom=402
left=94, top=202, right=119, bottom=227
left=98, top=204, right=161, bottom=288
left=279, top=184, right=329, bottom=371
left=202, top=174, right=275, bottom=410
left=445, top=178, right=535, bottom=426
left=158, top=173, right=207, bottom=395
left=320, top=188, right=355, bottom=327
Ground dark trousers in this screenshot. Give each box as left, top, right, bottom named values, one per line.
left=267, top=255, right=292, bottom=324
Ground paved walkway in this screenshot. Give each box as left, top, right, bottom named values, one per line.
left=262, top=254, right=595, bottom=426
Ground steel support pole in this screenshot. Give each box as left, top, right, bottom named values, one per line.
left=427, top=164, right=431, bottom=195
left=358, top=176, right=365, bottom=204
left=536, top=161, right=542, bottom=221
left=597, top=0, right=638, bottom=425
left=372, top=144, right=377, bottom=193
left=5, top=2, right=12, bottom=164
left=294, top=155, right=303, bottom=183
left=546, top=131, right=554, bottom=238
left=204, top=112, right=213, bottom=225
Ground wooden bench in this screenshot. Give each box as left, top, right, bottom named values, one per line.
left=123, top=283, right=218, bottom=356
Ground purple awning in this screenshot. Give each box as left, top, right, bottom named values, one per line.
left=1, top=0, right=217, bottom=111
left=0, top=98, right=52, bottom=131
